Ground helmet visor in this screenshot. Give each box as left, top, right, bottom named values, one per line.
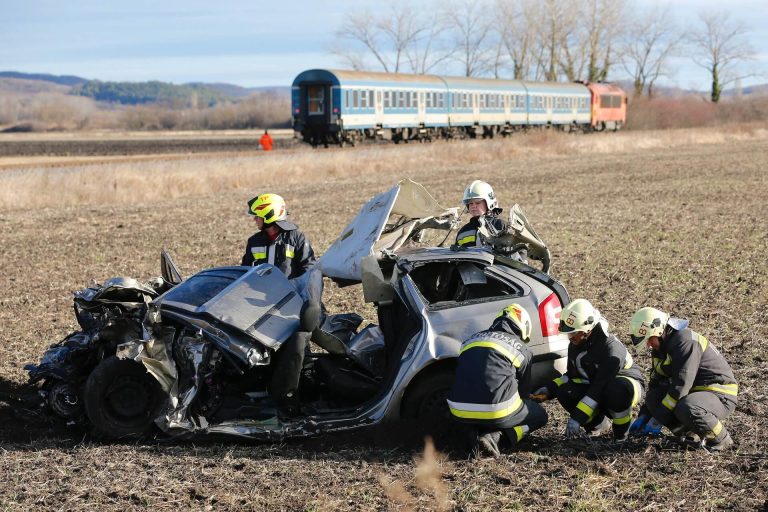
left=629, top=333, right=646, bottom=346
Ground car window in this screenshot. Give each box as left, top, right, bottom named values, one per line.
left=408, top=261, right=521, bottom=309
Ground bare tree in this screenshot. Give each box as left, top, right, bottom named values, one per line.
left=528, top=0, right=577, bottom=81
left=403, top=11, right=454, bottom=74
left=333, top=5, right=432, bottom=73
left=443, top=0, right=496, bottom=77
left=689, top=11, right=755, bottom=102
left=495, top=0, right=538, bottom=79
left=581, top=0, right=626, bottom=82
left=620, top=4, right=682, bottom=97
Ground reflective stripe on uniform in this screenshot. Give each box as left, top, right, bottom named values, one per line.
left=707, top=420, right=724, bottom=439
left=554, top=375, right=570, bottom=387
left=267, top=245, right=275, bottom=265
left=691, top=382, right=738, bottom=396
left=571, top=378, right=589, bottom=385
left=624, top=351, right=634, bottom=370
left=662, top=393, right=678, bottom=410
left=460, top=340, right=523, bottom=368
left=611, top=376, right=644, bottom=425
left=576, top=396, right=598, bottom=420
left=457, top=234, right=476, bottom=246
left=513, top=425, right=526, bottom=442
left=698, top=334, right=709, bottom=352
left=251, top=246, right=267, bottom=260
left=653, top=355, right=672, bottom=377
left=285, top=244, right=295, bottom=258
left=447, top=392, right=523, bottom=420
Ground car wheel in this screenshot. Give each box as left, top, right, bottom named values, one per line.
left=83, top=356, right=165, bottom=439
left=401, top=370, right=454, bottom=420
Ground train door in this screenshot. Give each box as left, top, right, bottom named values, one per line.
left=375, top=90, right=383, bottom=124
left=304, top=83, right=329, bottom=130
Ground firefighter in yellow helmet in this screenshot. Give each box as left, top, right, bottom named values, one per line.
left=242, top=193, right=316, bottom=279
left=531, top=299, right=645, bottom=442
left=628, top=307, right=737, bottom=452
left=455, top=180, right=528, bottom=262
left=242, top=193, right=317, bottom=418
left=447, top=303, right=548, bottom=457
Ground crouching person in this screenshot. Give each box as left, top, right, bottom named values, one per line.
left=531, top=299, right=645, bottom=442
left=628, top=307, right=737, bottom=452
left=447, top=304, right=548, bottom=457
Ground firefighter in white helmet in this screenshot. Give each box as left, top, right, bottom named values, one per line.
left=531, top=299, right=645, bottom=442
left=455, top=180, right=528, bottom=262
left=627, top=307, right=737, bottom=452
left=448, top=304, right=548, bottom=457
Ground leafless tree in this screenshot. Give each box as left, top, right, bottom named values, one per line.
left=494, top=0, right=538, bottom=79
left=688, top=11, right=755, bottom=102
left=620, top=4, right=683, bottom=97
left=528, top=0, right=578, bottom=81
left=333, top=5, right=430, bottom=73
left=443, top=0, right=496, bottom=77
left=581, top=0, right=626, bottom=82
left=403, top=11, right=454, bottom=74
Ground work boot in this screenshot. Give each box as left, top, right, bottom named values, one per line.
left=586, top=417, right=612, bottom=437
left=477, top=431, right=502, bottom=458
left=705, top=432, right=734, bottom=453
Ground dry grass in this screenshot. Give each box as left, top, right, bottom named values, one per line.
left=1, top=125, right=767, bottom=212
left=1, top=130, right=768, bottom=510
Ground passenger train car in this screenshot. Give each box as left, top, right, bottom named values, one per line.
left=292, top=69, right=627, bottom=147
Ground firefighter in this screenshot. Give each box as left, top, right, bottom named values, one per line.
left=242, top=193, right=316, bottom=279
left=531, top=299, right=645, bottom=442
left=454, top=180, right=527, bottom=262
left=628, top=307, right=737, bottom=452
left=242, top=193, right=316, bottom=418
left=448, top=304, right=548, bottom=457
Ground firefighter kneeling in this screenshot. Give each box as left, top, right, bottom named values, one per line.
left=628, top=307, right=737, bottom=452
left=447, top=304, right=548, bottom=457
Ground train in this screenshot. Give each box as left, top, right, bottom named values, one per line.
left=291, top=69, right=627, bottom=147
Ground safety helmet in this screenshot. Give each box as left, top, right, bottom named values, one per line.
left=462, top=180, right=498, bottom=211
left=559, top=298, right=600, bottom=334
left=495, top=303, right=532, bottom=342
left=247, top=193, right=287, bottom=224
left=629, top=307, right=669, bottom=346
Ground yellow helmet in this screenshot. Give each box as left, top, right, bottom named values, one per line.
left=495, top=303, right=532, bottom=342
left=462, top=180, right=498, bottom=211
left=559, top=298, right=599, bottom=334
left=247, top=193, right=287, bottom=224
left=629, top=307, right=669, bottom=346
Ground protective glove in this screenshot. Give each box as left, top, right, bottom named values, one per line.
left=641, top=417, right=664, bottom=437
left=629, top=414, right=649, bottom=435
left=529, top=386, right=551, bottom=402
left=565, top=418, right=582, bottom=439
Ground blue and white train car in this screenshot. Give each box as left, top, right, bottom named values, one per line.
left=292, top=69, right=611, bottom=146
left=523, top=81, right=591, bottom=128
left=292, top=69, right=448, bottom=146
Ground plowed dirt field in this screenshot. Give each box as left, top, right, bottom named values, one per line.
left=1, top=134, right=766, bottom=510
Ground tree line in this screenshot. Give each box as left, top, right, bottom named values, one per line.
left=333, top=0, right=760, bottom=102
left=74, top=80, right=226, bottom=107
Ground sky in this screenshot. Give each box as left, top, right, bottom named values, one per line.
left=1, top=0, right=767, bottom=91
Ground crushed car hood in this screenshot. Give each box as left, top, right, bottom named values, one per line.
left=317, top=179, right=458, bottom=282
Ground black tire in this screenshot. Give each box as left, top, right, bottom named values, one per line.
left=83, top=356, right=165, bottom=439
left=401, top=370, right=454, bottom=420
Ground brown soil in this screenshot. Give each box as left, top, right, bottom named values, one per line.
left=1, top=137, right=766, bottom=510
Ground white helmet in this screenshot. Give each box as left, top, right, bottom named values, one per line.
left=559, top=298, right=600, bottom=335
left=462, top=180, right=498, bottom=211
left=629, top=307, right=669, bottom=346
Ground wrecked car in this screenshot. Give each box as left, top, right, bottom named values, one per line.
left=26, top=180, right=570, bottom=441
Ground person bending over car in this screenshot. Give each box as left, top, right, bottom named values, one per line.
left=531, top=299, right=645, bottom=442
left=448, top=304, right=548, bottom=457
left=242, top=193, right=317, bottom=418
left=627, top=307, right=737, bottom=452
left=454, top=180, right=528, bottom=262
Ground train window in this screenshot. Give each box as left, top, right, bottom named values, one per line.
left=369, top=90, right=374, bottom=108
left=426, top=93, right=433, bottom=108
left=344, top=90, right=349, bottom=109
left=411, top=91, right=417, bottom=108
left=480, top=94, right=486, bottom=108
left=397, top=91, right=404, bottom=108
left=360, top=90, right=367, bottom=109
left=308, top=86, right=324, bottom=115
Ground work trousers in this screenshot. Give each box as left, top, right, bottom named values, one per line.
left=555, top=377, right=643, bottom=439
left=471, top=399, right=549, bottom=446
left=645, top=386, right=736, bottom=443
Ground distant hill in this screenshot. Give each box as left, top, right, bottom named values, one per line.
left=73, top=80, right=228, bottom=106
left=0, top=71, right=88, bottom=87
left=0, top=77, right=71, bottom=95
